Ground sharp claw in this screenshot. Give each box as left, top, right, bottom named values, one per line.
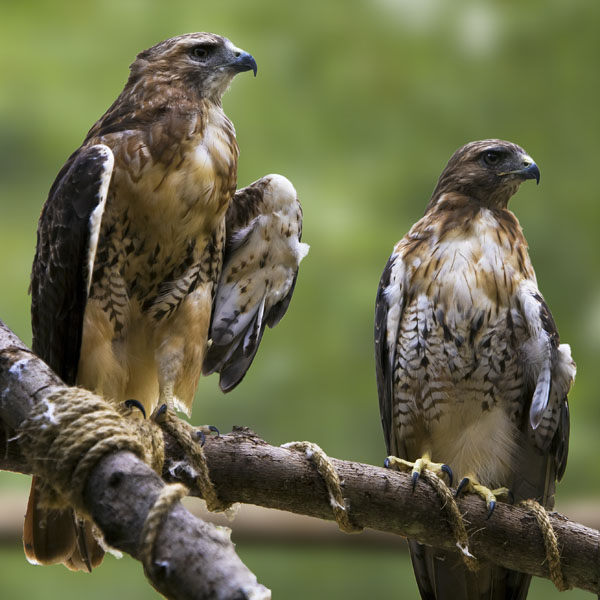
left=456, top=477, right=470, bottom=497
left=486, top=500, right=496, bottom=520
left=411, top=470, right=420, bottom=492
left=154, top=404, right=168, bottom=421
left=124, top=399, right=146, bottom=419
left=441, top=464, right=453, bottom=487
left=507, top=490, right=515, bottom=505
left=194, top=426, right=219, bottom=447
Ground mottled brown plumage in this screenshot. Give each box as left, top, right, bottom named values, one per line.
left=375, top=140, right=574, bottom=599
left=26, top=33, right=307, bottom=571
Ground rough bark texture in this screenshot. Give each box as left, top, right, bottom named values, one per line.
left=1, top=318, right=599, bottom=595
left=0, top=319, right=270, bottom=600
left=162, top=429, right=600, bottom=594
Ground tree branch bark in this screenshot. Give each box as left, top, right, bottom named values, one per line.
left=1, top=318, right=599, bottom=595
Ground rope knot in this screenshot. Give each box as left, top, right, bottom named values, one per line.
left=19, top=388, right=164, bottom=515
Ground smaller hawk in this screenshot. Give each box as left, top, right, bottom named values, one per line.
left=25, top=33, right=308, bottom=572
left=375, top=140, right=575, bottom=599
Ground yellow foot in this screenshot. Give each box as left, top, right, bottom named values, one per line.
left=385, top=453, right=453, bottom=490
left=455, top=475, right=512, bottom=519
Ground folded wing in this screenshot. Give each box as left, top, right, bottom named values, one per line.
left=203, top=174, right=309, bottom=392
left=26, top=143, right=113, bottom=571
left=30, top=143, right=113, bottom=384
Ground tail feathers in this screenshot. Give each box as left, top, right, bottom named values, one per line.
left=408, top=540, right=532, bottom=600
left=64, top=520, right=105, bottom=572
left=23, top=477, right=105, bottom=571
left=24, top=477, right=76, bottom=565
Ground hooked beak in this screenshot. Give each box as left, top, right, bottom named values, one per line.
left=500, top=156, right=541, bottom=185
left=518, top=160, right=541, bottom=185
left=231, top=51, right=257, bottom=77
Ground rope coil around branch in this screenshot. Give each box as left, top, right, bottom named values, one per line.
left=520, top=499, right=568, bottom=591
left=155, top=407, right=230, bottom=513
left=423, top=470, right=478, bottom=571
left=384, top=457, right=478, bottom=571
left=140, top=483, right=189, bottom=575
left=19, top=388, right=164, bottom=514
left=19, top=385, right=227, bottom=521
left=282, top=441, right=362, bottom=534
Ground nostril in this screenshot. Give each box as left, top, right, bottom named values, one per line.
left=234, top=51, right=241, bottom=57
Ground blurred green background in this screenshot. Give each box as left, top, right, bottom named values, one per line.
left=1, top=0, right=598, bottom=597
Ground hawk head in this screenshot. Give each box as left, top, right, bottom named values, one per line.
left=130, top=33, right=257, bottom=100
left=428, top=139, right=541, bottom=210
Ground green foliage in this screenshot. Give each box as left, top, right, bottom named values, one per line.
left=0, top=1, right=598, bottom=597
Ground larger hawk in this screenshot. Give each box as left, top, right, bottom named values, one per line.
left=375, top=140, right=574, bottom=599
left=25, top=33, right=308, bottom=571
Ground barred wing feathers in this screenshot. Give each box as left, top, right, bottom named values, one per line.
left=203, top=175, right=309, bottom=391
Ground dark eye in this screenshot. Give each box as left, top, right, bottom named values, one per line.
left=483, top=151, right=502, bottom=166
left=190, top=45, right=211, bottom=61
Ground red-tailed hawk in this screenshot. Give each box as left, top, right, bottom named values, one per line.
left=25, top=32, right=308, bottom=571
left=375, top=140, right=574, bottom=599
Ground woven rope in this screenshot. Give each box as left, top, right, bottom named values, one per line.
left=426, top=471, right=478, bottom=571
left=140, top=483, right=189, bottom=573
left=155, top=407, right=230, bottom=513
left=18, top=387, right=227, bottom=571
left=19, top=388, right=164, bottom=514
left=385, top=456, right=478, bottom=571
left=520, top=499, right=568, bottom=591
left=283, top=441, right=362, bottom=534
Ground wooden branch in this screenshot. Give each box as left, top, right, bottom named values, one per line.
left=1, top=319, right=599, bottom=595
left=164, top=430, right=600, bottom=594
left=0, top=319, right=270, bottom=600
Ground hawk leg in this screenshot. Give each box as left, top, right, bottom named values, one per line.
left=455, top=475, right=512, bottom=518
left=385, top=453, right=453, bottom=490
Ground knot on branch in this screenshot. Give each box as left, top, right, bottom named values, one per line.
left=282, top=441, right=362, bottom=534
left=18, top=387, right=164, bottom=515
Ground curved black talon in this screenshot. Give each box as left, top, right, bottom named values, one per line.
left=507, top=489, right=515, bottom=505
left=411, top=470, right=420, bottom=492
left=441, top=464, right=453, bottom=487
left=384, top=458, right=391, bottom=469
left=455, top=477, right=470, bottom=498
left=124, top=399, right=146, bottom=419
left=208, top=425, right=220, bottom=437
left=486, top=500, right=496, bottom=520
left=154, top=403, right=168, bottom=420
left=195, top=430, right=207, bottom=447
